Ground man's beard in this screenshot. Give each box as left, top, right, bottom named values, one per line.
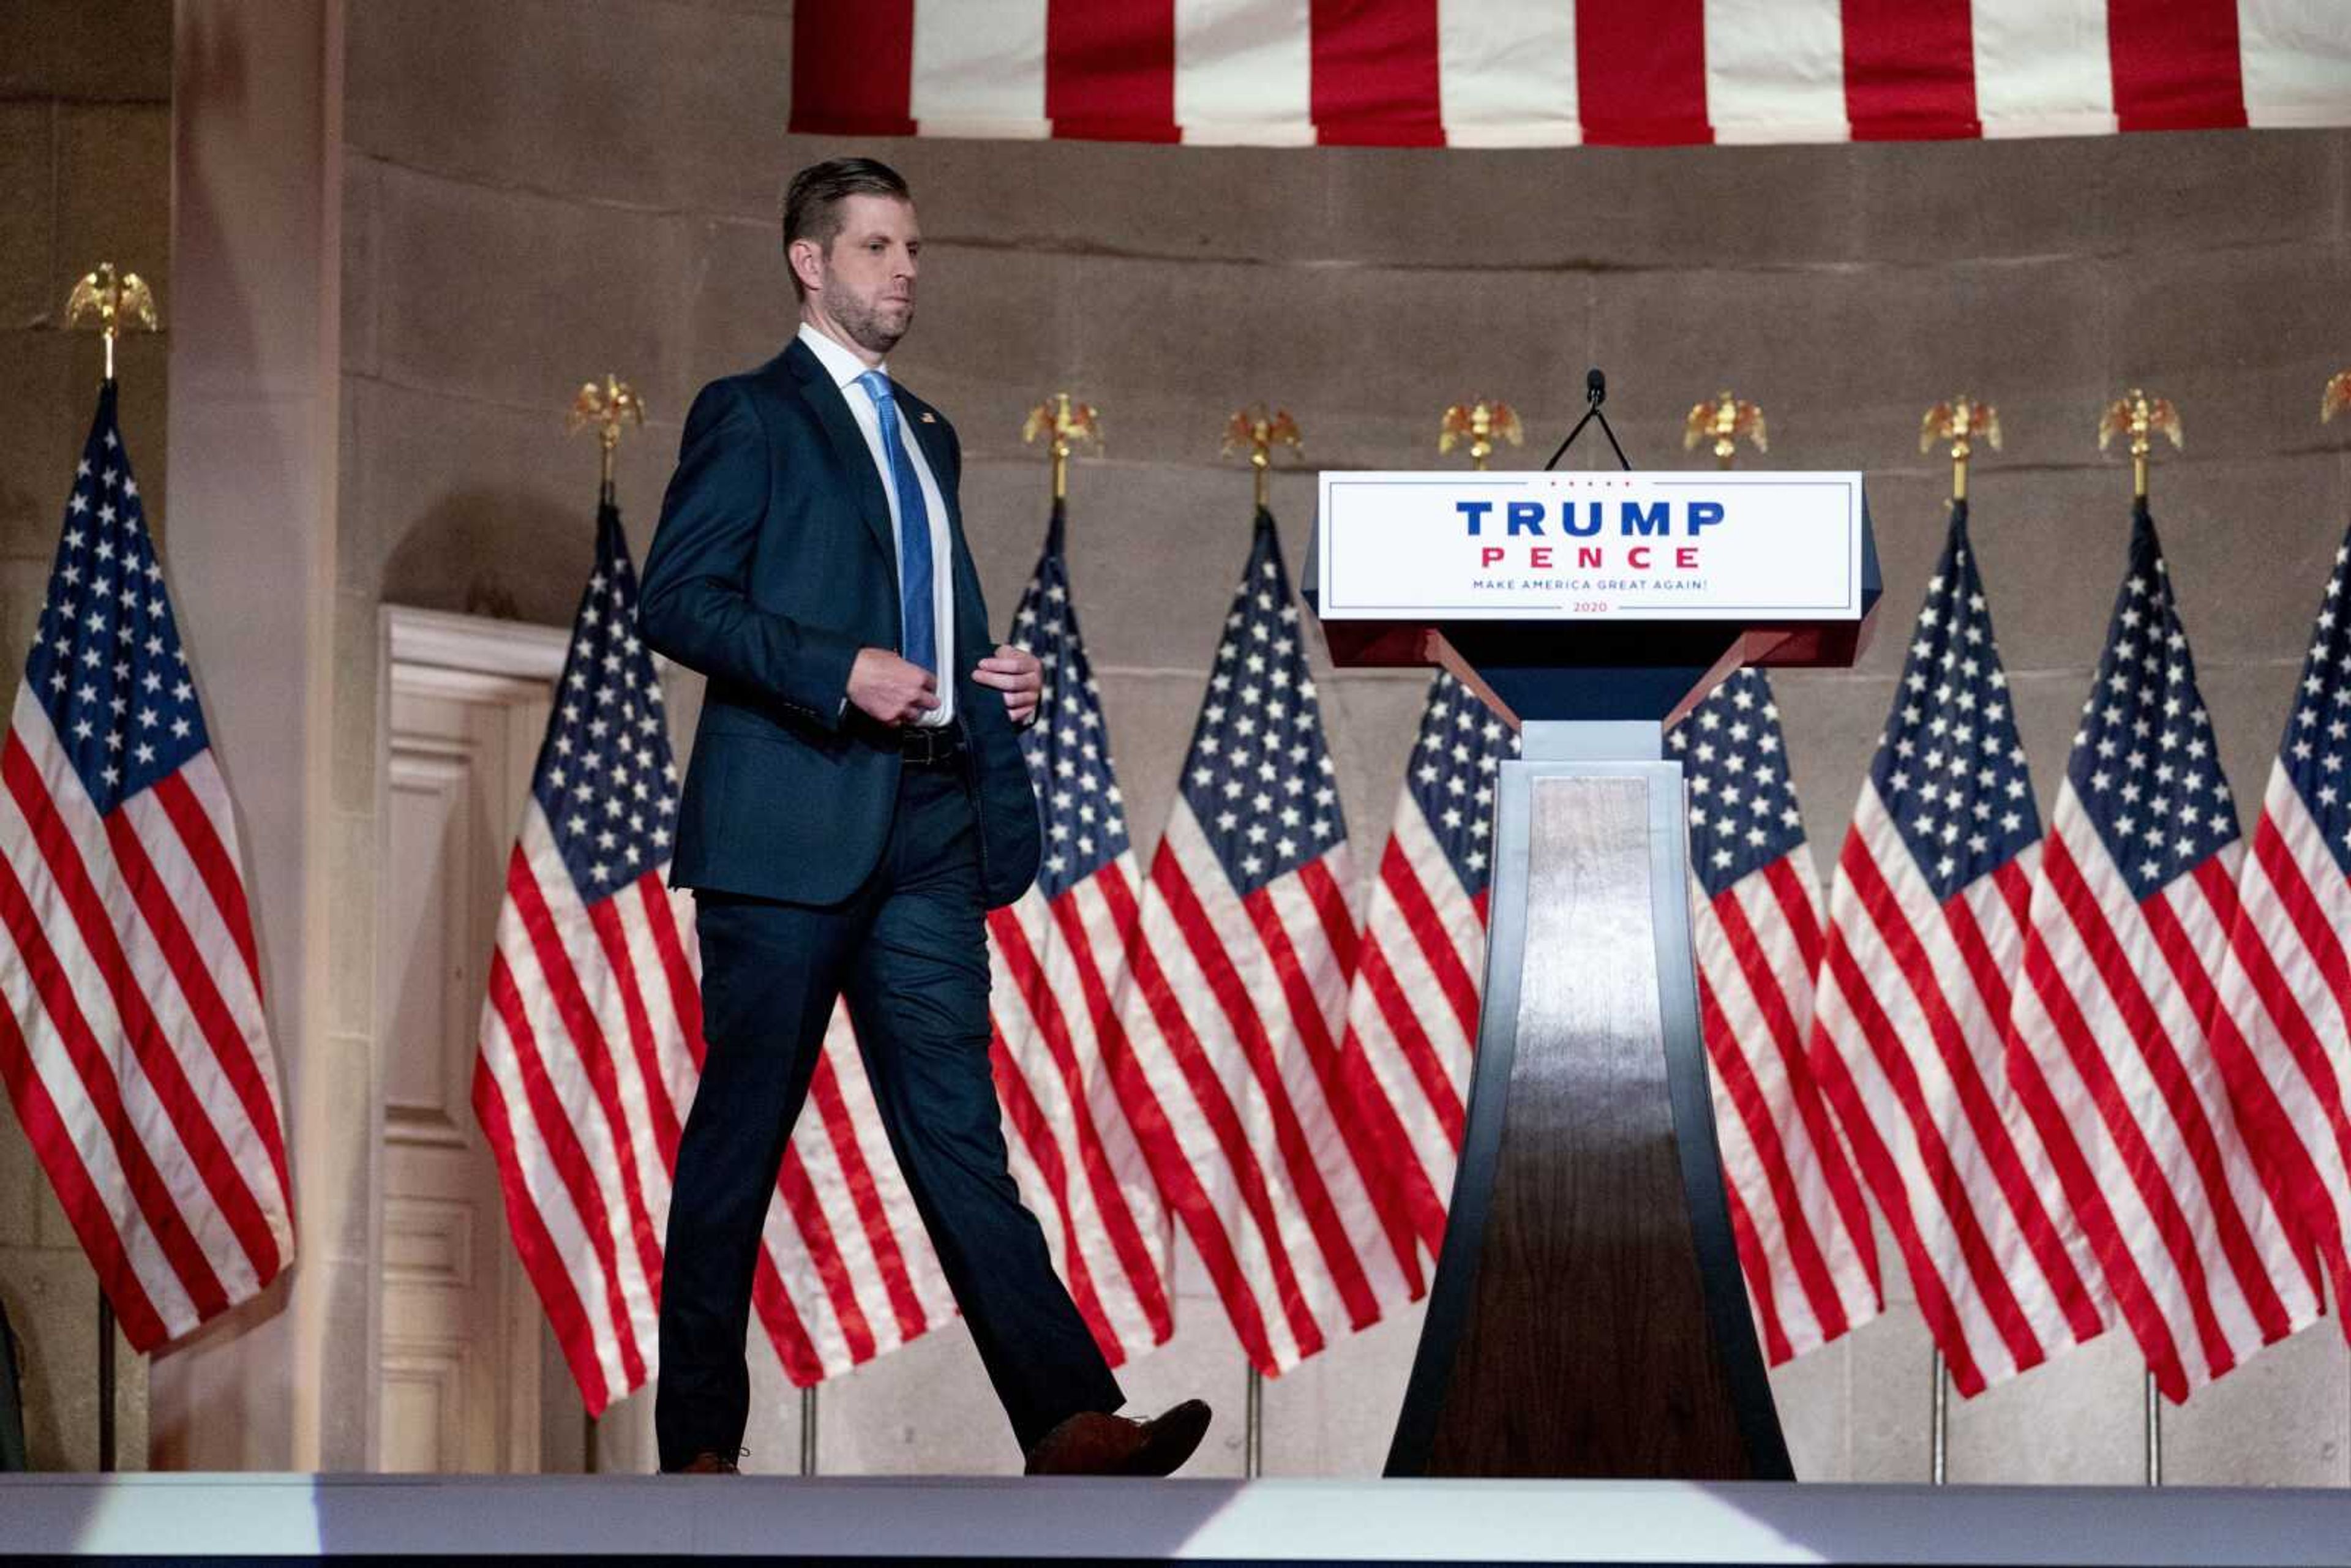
left=831, top=287, right=912, bottom=356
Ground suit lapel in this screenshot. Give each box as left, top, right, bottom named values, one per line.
left=784, top=341, right=897, bottom=563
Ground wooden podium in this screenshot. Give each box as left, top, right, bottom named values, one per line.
left=1306, top=471, right=1880, bottom=1479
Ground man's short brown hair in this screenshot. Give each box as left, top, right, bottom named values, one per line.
left=782, top=157, right=912, bottom=299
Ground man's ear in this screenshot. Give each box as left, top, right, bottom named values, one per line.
left=787, top=236, right=825, bottom=296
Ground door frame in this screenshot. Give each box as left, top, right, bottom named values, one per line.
left=377, top=605, right=569, bottom=1472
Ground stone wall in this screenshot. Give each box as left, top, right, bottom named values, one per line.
left=348, top=0, right=2349, bottom=1480
left=0, top=0, right=173, bottom=1474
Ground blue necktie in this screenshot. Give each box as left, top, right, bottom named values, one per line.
left=856, top=371, right=937, bottom=680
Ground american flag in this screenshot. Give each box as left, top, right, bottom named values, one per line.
left=984, top=501, right=1174, bottom=1364
left=473, top=498, right=950, bottom=1416
left=1807, top=501, right=2112, bottom=1397
left=1333, top=671, right=1516, bottom=1267
left=1674, top=667, right=1881, bottom=1364
left=1108, top=507, right=1419, bottom=1375
left=2211, top=528, right=2351, bottom=1341
left=0, top=384, right=293, bottom=1351
left=2008, top=501, right=2321, bottom=1400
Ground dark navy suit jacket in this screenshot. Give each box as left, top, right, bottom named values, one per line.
left=637, top=337, right=1042, bottom=910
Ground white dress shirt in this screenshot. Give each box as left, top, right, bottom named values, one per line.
left=797, top=320, right=956, bottom=727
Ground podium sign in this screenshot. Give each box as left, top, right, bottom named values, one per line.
left=1316, top=469, right=1865, bottom=622
left=1305, top=469, right=1878, bottom=1482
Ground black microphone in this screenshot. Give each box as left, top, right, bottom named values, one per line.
left=1586, top=367, right=1607, bottom=407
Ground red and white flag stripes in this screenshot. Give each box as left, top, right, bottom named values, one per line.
left=792, top=1, right=2351, bottom=149
left=2211, top=528, right=2351, bottom=1337
left=2007, top=506, right=2319, bottom=1400
left=1109, top=509, right=1419, bottom=1376
left=0, top=386, right=293, bottom=1352
left=1677, top=669, right=1882, bottom=1365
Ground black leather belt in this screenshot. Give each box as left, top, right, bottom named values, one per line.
left=898, top=722, right=966, bottom=766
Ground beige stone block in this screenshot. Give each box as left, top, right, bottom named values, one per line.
left=0, top=1081, right=45, bottom=1247
left=1842, top=1305, right=1937, bottom=1482
left=1855, top=128, right=2345, bottom=265
left=1259, top=1299, right=1422, bottom=1476
left=0, top=103, right=56, bottom=332
left=0, top=0, right=170, bottom=102
left=342, top=157, right=383, bottom=380
left=1768, top=1335, right=1851, bottom=1481
left=814, top=1320, right=1022, bottom=1476
left=304, top=1032, right=379, bottom=1266
left=348, top=375, right=610, bottom=623
left=2163, top=1322, right=2350, bottom=1485
left=1946, top=1327, right=2145, bottom=1484
left=332, top=587, right=381, bottom=815
left=0, top=331, right=79, bottom=558
left=55, top=103, right=171, bottom=300
left=0, top=1242, right=108, bottom=1469
left=326, top=814, right=379, bottom=1037
left=348, top=0, right=792, bottom=220
left=2106, top=241, right=2351, bottom=467
left=373, top=163, right=696, bottom=419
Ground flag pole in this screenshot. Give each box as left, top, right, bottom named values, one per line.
left=1439, top=398, right=1523, bottom=471
left=565, top=375, right=645, bottom=1480
left=2096, top=388, right=2181, bottom=1489
left=1220, top=402, right=1302, bottom=1481
left=1022, top=392, right=1102, bottom=504
left=800, top=1385, right=819, bottom=1476
left=1917, top=400, right=1998, bottom=1490
left=1928, top=1351, right=1948, bottom=1484
left=65, top=261, right=157, bottom=1475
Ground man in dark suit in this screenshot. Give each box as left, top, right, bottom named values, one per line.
left=638, top=157, right=1210, bottom=1477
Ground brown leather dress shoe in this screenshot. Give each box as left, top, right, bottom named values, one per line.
left=1024, top=1399, right=1213, bottom=1477
left=672, top=1451, right=741, bottom=1474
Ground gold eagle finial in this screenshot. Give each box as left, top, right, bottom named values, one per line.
left=569, top=373, right=648, bottom=493
left=2322, top=370, right=2351, bottom=426
left=2098, top=389, right=2181, bottom=501
left=64, top=262, right=159, bottom=382
left=1438, top=399, right=1523, bottom=470
left=1682, top=391, right=1766, bottom=468
left=1021, top=393, right=1102, bottom=502
left=1921, top=396, right=2001, bottom=501
left=1223, top=405, right=1303, bottom=511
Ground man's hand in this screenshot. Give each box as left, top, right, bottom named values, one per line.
left=849, top=648, right=940, bottom=727
left=974, top=643, right=1043, bottom=727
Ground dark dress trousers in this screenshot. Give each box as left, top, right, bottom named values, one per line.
left=637, top=337, right=1123, bottom=1469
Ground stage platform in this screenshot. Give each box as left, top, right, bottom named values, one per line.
left=4, top=1474, right=2348, bottom=1564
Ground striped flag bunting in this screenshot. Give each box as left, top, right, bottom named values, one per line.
left=0, top=383, right=293, bottom=1351
left=984, top=501, right=1176, bottom=1365
left=1333, top=670, right=1515, bottom=1269
left=1807, top=501, right=2112, bottom=1397
left=1108, top=506, right=1420, bottom=1376
left=2212, top=527, right=2351, bottom=1341
left=1674, top=668, right=1881, bottom=1364
left=472, top=498, right=951, bottom=1416
left=2008, top=501, right=2320, bottom=1401
left=790, top=1, right=2351, bottom=148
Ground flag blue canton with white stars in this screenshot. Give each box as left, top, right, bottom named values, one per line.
left=26, top=385, right=205, bottom=814
left=541, top=501, right=678, bottom=898
left=2068, top=503, right=2237, bottom=902
left=1406, top=672, right=1516, bottom=896
left=1179, top=509, right=1343, bottom=898
left=1870, top=502, right=2041, bottom=903
left=1008, top=503, right=1128, bottom=901
left=2279, top=529, right=2351, bottom=879
left=1674, top=668, right=1808, bottom=900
